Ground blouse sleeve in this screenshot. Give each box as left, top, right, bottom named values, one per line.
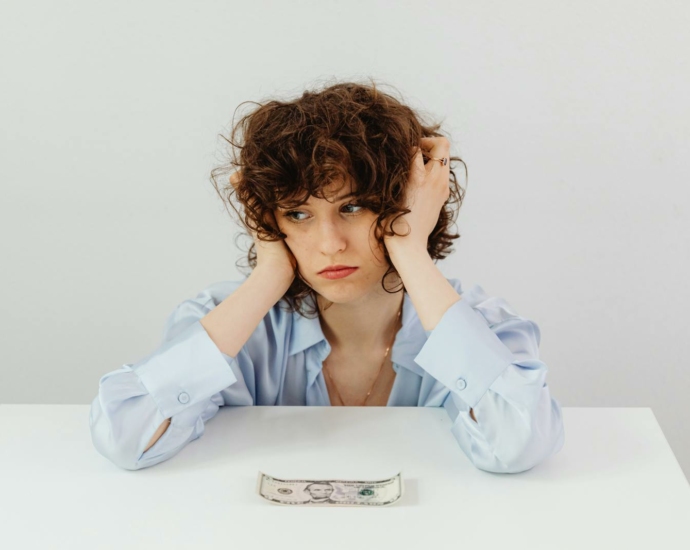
left=89, top=282, right=257, bottom=471
left=413, top=282, right=565, bottom=474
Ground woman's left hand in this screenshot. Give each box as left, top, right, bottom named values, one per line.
left=383, top=136, right=451, bottom=252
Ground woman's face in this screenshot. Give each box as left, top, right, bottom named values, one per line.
left=274, top=182, right=392, bottom=304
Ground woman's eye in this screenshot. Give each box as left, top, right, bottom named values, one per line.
left=342, top=203, right=364, bottom=214
left=284, top=203, right=364, bottom=223
left=283, top=210, right=308, bottom=222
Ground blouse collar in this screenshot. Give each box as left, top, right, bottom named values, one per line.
left=288, top=291, right=428, bottom=385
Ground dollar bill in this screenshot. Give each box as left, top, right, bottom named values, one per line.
left=256, top=471, right=404, bottom=506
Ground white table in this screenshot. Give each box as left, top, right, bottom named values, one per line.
left=1, top=405, right=689, bottom=549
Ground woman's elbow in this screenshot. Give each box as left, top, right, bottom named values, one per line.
left=89, top=396, right=146, bottom=471
left=474, top=401, right=565, bottom=474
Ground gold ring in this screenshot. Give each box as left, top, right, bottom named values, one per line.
left=425, top=155, right=448, bottom=166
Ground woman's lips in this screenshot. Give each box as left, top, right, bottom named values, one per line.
left=318, top=267, right=359, bottom=280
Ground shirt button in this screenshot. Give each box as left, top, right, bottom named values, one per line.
left=178, top=392, right=190, bottom=404
left=455, top=378, right=467, bottom=390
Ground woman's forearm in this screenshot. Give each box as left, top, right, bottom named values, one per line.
left=200, top=266, right=293, bottom=358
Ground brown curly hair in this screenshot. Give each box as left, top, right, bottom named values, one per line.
left=209, top=77, right=467, bottom=319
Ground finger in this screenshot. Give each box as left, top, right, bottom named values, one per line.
left=409, top=146, right=423, bottom=164
left=419, top=140, right=451, bottom=179
left=414, top=146, right=424, bottom=166
left=411, top=147, right=427, bottom=177
left=420, top=136, right=450, bottom=162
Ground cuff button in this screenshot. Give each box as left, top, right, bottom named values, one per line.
left=455, top=378, right=467, bottom=390
left=178, top=392, right=190, bottom=404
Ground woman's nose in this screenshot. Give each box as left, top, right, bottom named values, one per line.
left=317, top=219, right=348, bottom=254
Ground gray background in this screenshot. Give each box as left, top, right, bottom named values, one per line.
left=1, top=1, right=688, bottom=481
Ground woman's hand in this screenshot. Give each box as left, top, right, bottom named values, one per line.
left=383, top=136, right=451, bottom=253
left=230, top=171, right=297, bottom=283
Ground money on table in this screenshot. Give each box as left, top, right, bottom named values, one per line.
left=256, top=471, right=404, bottom=507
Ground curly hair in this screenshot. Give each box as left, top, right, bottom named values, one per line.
left=209, top=77, right=467, bottom=319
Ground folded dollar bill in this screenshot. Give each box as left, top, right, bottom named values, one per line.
left=256, top=471, right=404, bottom=507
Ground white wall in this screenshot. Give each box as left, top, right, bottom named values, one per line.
left=2, top=0, right=688, bottom=480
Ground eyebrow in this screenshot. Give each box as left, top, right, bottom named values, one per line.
left=277, top=190, right=358, bottom=210
left=304, top=190, right=357, bottom=204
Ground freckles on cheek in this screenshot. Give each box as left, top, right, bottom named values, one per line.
left=284, top=239, right=306, bottom=261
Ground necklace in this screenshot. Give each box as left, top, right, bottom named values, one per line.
left=323, top=299, right=403, bottom=406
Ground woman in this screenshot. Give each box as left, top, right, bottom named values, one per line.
left=89, top=80, right=565, bottom=473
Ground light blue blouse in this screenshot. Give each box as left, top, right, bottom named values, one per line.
left=89, top=276, right=565, bottom=473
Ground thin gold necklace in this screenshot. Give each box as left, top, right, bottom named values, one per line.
left=323, top=299, right=403, bottom=406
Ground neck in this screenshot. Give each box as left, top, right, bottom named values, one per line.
left=316, top=282, right=405, bottom=353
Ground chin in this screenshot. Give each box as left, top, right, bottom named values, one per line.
left=315, top=282, right=374, bottom=305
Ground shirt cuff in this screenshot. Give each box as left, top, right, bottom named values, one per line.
left=414, top=297, right=514, bottom=409
left=134, top=319, right=239, bottom=418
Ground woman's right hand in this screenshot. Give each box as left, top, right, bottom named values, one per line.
left=230, top=171, right=297, bottom=284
